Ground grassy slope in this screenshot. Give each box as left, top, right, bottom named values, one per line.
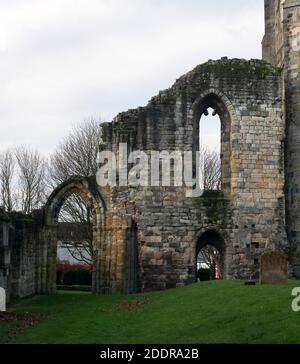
left=0, top=321, right=19, bottom=344
left=2, top=280, right=300, bottom=344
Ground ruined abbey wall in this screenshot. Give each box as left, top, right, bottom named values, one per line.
left=0, top=58, right=288, bottom=298
left=1, top=2, right=300, bottom=302
left=263, top=0, right=300, bottom=277
left=101, top=58, right=287, bottom=292
left=0, top=210, right=44, bottom=302
left=262, top=0, right=285, bottom=67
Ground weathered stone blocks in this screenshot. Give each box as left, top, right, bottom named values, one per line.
left=0, top=287, right=6, bottom=311
left=260, top=251, right=288, bottom=284
left=2, top=2, right=300, bottom=298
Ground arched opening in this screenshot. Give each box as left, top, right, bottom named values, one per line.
left=199, top=108, right=221, bottom=191
left=193, top=93, right=231, bottom=194
left=44, top=178, right=105, bottom=294
left=124, top=221, right=140, bottom=294
left=56, top=193, right=93, bottom=289
left=196, top=230, right=225, bottom=282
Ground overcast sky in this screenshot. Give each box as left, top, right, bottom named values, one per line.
left=0, top=0, right=264, bottom=154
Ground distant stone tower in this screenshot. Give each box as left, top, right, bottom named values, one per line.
left=263, top=0, right=300, bottom=277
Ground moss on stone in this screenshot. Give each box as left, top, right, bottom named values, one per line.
left=202, top=62, right=281, bottom=78
left=159, top=93, right=177, bottom=105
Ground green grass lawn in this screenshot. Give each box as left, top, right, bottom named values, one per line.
left=1, top=280, right=300, bottom=344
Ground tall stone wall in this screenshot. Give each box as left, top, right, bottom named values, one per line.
left=2, top=3, right=298, bottom=298
left=283, top=2, right=300, bottom=278
left=262, top=0, right=285, bottom=67
left=263, top=0, right=300, bottom=277
left=0, top=59, right=289, bottom=297
left=102, top=58, right=287, bottom=291
left=0, top=211, right=10, bottom=295
left=0, top=210, right=44, bottom=302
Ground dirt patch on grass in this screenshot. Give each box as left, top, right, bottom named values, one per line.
left=115, top=298, right=152, bottom=312
left=0, top=312, right=45, bottom=343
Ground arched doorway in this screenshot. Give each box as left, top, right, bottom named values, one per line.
left=43, top=177, right=105, bottom=294
left=124, top=221, right=140, bottom=294
left=56, top=193, right=93, bottom=288
left=196, top=230, right=225, bottom=282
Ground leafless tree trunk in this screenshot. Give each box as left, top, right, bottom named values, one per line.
left=15, top=147, right=47, bottom=214
left=0, top=149, right=15, bottom=212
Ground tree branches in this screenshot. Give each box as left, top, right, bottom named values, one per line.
left=0, top=147, right=48, bottom=214
left=0, top=149, right=15, bottom=212
left=199, top=146, right=221, bottom=191
left=49, top=118, right=103, bottom=267
left=49, top=118, right=102, bottom=185
left=15, top=147, right=47, bottom=214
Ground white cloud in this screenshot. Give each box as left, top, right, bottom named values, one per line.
left=0, top=0, right=264, bottom=154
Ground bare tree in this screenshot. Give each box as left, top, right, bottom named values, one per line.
left=199, top=245, right=222, bottom=279
left=58, top=193, right=93, bottom=266
left=0, top=149, right=15, bottom=212
left=49, top=118, right=103, bottom=266
left=199, top=146, right=221, bottom=191
left=15, top=147, right=47, bottom=214
left=49, top=118, right=102, bottom=185
left=197, top=147, right=222, bottom=279
left=59, top=240, right=93, bottom=266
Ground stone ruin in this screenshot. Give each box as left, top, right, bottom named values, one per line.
left=0, top=287, right=6, bottom=311
left=1, top=1, right=300, bottom=302
left=260, top=251, right=288, bottom=284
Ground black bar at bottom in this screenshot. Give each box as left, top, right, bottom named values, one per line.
left=0, top=344, right=298, bottom=362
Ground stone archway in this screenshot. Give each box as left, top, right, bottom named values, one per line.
left=191, top=89, right=237, bottom=195
left=41, top=177, right=106, bottom=294
left=196, top=230, right=226, bottom=282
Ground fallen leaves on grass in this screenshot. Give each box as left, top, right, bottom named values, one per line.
left=0, top=312, right=45, bottom=342
left=115, top=298, right=152, bottom=312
